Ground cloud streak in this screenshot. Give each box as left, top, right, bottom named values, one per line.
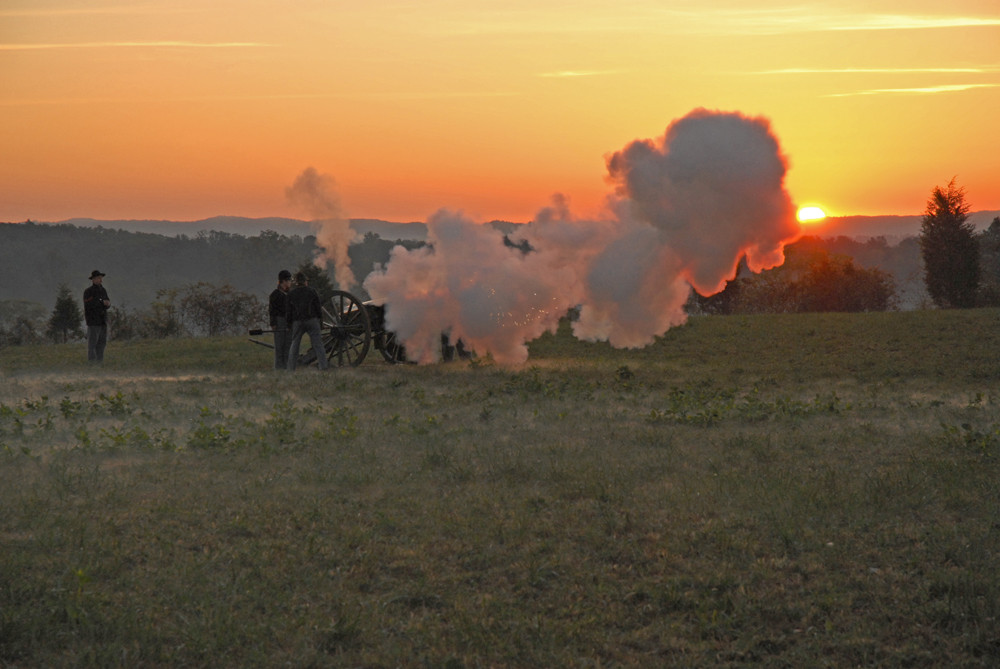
left=0, top=41, right=272, bottom=51
left=826, top=15, right=1000, bottom=31
left=0, top=90, right=521, bottom=108
left=421, top=6, right=1000, bottom=37
left=0, top=6, right=200, bottom=17
left=754, top=67, right=994, bottom=75
left=538, top=69, right=622, bottom=78
left=827, top=83, right=1000, bottom=97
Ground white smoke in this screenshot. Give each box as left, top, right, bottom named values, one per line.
left=363, top=109, right=801, bottom=363
left=363, top=209, right=573, bottom=364
left=285, top=167, right=356, bottom=288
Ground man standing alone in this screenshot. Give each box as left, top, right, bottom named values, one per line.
left=269, top=269, right=292, bottom=370
left=286, top=272, right=329, bottom=371
left=83, top=270, right=110, bottom=363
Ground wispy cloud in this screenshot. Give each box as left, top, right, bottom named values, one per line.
left=825, top=15, right=1000, bottom=32
left=0, top=6, right=200, bottom=17
left=828, top=83, right=1000, bottom=97
left=0, top=41, right=272, bottom=51
left=754, top=67, right=993, bottom=75
left=430, top=7, right=1000, bottom=37
left=537, top=69, right=622, bottom=78
left=0, top=90, right=521, bottom=107
left=702, top=10, right=1000, bottom=35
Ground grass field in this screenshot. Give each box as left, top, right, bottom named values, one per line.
left=2, top=310, right=999, bottom=667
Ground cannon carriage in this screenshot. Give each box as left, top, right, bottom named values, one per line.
left=250, top=289, right=466, bottom=367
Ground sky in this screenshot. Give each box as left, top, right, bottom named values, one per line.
left=2, top=0, right=999, bottom=224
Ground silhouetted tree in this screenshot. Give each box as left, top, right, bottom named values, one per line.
left=178, top=282, right=262, bottom=336
left=690, top=243, right=897, bottom=314
left=687, top=277, right=741, bottom=315
left=797, top=253, right=896, bottom=312
left=0, top=299, right=45, bottom=330
left=145, top=288, right=186, bottom=338
left=46, top=284, right=84, bottom=343
left=919, top=179, right=979, bottom=308
left=0, top=317, right=43, bottom=347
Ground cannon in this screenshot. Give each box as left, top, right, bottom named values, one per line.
left=249, top=289, right=465, bottom=367
left=249, top=289, right=405, bottom=367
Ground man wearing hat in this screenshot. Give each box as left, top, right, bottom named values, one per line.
left=83, top=270, right=111, bottom=363
left=269, top=269, right=293, bottom=370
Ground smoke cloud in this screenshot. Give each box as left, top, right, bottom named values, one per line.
left=286, top=167, right=356, bottom=288
left=363, top=109, right=801, bottom=363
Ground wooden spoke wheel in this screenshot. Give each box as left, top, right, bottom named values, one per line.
left=378, top=330, right=410, bottom=364
left=322, top=290, right=372, bottom=367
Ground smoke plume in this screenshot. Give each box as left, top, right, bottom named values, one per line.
left=286, top=167, right=356, bottom=288
left=363, top=109, right=801, bottom=363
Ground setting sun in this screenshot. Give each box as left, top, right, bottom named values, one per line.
left=797, top=206, right=827, bottom=224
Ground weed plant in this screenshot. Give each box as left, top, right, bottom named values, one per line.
left=1, top=309, right=999, bottom=667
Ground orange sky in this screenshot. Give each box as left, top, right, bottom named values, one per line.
left=2, top=0, right=999, bottom=224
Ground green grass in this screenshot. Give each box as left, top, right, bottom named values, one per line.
left=1, top=309, right=999, bottom=667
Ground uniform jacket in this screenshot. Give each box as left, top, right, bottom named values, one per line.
left=83, top=284, right=110, bottom=326
left=269, top=288, right=290, bottom=327
left=287, top=285, right=322, bottom=322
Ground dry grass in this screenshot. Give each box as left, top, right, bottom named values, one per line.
left=1, top=309, right=999, bottom=667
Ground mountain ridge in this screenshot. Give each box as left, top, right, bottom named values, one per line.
left=22, top=210, right=998, bottom=242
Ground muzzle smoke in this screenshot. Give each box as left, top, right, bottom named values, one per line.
left=285, top=167, right=356, bottom=288
left=362, top=109, right=801, bottom=363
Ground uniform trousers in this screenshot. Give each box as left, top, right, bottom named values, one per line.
left=287, top=318, right=328, bottom=370
left=87, top=325, right=107, bottom=363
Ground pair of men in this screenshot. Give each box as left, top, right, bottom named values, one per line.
left=269, top=270, right=328, bottom=371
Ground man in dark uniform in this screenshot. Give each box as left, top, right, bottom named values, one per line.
left=269, top=269, right=292, bottom=370
left=286, top=272, right=329, bottom=371
left=83, top=270, right=110, bottom=363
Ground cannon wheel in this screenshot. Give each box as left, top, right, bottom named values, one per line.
left=322, top=290, right=372, bottom=367
left=379, top=330, right=409, bottom=364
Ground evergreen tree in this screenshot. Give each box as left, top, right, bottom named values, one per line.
left=46, top=284, right=84, bottom=343
left=919, top=178, right=979, bottom=308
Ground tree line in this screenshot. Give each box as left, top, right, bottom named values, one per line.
left=691, top=180, right=999, bottom=315
left=0, top=226, right=423, bottom=346
left=0, top=223, right=424, bottom=309
left=3, top=181, right=999, bottom=348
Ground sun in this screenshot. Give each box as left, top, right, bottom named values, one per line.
left=796, top=206, right=827, bottom=224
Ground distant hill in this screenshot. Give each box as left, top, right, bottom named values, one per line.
left=4, top=210, right=995, bottom=316
left=809, top=210, right=1000, bottom=242
left=44, top=211, right=1000, bottom=245
left=0, top=220, right=425, bottom=312
left=53, top=216, right=429, bottom=242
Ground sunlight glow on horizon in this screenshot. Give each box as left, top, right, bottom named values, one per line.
left=797, top=206, right=828, bottom=224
